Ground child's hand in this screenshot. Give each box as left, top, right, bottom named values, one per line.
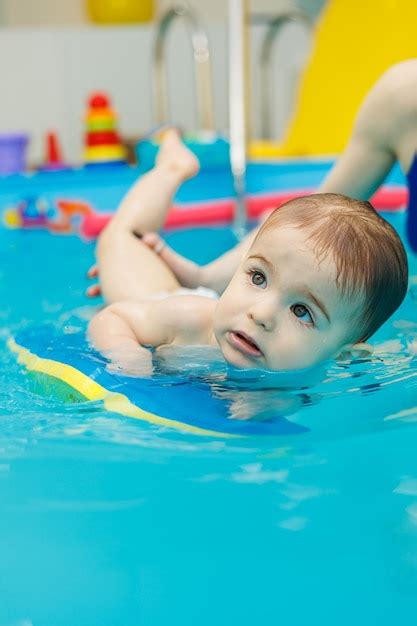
left=105, top=353, right=153, bottom=378
left=89, top=303, right=157, bottom=378
left=142, top=232, right=204, bottom=289
left=86, top=264, right=101, bottom=298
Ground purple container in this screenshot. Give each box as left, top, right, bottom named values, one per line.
left=0, top=133, right=29, bottom=174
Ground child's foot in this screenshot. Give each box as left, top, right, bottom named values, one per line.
left=156, top=128, right=200, bottom=182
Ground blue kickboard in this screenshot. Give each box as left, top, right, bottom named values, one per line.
left=10, top=325, right=308, bottom=437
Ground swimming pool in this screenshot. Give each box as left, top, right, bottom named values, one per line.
left=1, top=163, right=417, bottom=625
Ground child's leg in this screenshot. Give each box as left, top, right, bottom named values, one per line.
left=96, top=129, right=199, bottom=303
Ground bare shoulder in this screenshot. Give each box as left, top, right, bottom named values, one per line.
left=378, top=60, right=417, bottom=95
left=151, top=295, right=217, bottom=343
left=360, top=60, right=417, bottom=126
left=352, top=60, right=417, bottom=162
left=110, top=295, right=216, bottom=320
left=162, top=294, right=217, bottom=320
left=103, top=295, right=216, bottom=347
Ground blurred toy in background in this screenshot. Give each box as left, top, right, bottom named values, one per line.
left=51, top=199, right=94, bottom=233
left=41, top=131, right=68, bottom=171
left=86, top=0, right=154, bottom=24
left=83, top=92, right=127, bottom=167
left=4, top=196, right=53, bottom=229
left=3, top=195, right=94, bottom=234
left=0, top=132, right=29, bottom=175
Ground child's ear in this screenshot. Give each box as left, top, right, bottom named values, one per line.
left=336, top=342, right=373, bottom=361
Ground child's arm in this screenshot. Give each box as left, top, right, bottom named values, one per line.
left=88, top=296, right=215, bottom=376
left=142, top=223, right=261, bottom=295
left=318, top=78, right=396, bottom=199
left=320, top=60, right=417, bottom=198
left=88, top=302, right=156, bottom=376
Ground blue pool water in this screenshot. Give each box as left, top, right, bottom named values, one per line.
left=0, top=157, right=405, bottom=215
left=1, top=165, right=417, bottom=624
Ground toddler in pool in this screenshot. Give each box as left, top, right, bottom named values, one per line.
left=88, top=129, right=408, bottom=375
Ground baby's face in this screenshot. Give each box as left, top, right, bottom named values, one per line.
left=213, top=225, right=364, bottom=371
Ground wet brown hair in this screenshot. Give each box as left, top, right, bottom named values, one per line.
left=256, top=193, right=408, bottom=342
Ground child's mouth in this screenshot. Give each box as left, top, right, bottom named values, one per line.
left=228, top=331, right=263, bottom=358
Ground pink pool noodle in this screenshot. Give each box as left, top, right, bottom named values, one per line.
left=80, top=186, right=408, bottom=239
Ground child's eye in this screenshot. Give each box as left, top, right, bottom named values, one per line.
left=250, top=270, right=267, bottom=288
left=291, top=304, right=314, bottom=325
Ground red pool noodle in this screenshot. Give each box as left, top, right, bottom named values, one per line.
left=80, top=186, right=408, bottom=239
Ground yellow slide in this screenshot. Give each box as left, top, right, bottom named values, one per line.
left=250, top=0, right=417, bottom=157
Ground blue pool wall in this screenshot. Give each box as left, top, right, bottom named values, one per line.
left=0, top=160, right=407, bottom=225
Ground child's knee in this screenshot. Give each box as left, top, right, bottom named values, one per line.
left=96, top=222, right=123, bottom=258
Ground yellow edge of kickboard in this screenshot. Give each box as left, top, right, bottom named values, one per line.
left=7, top=338, right=235, bottom=438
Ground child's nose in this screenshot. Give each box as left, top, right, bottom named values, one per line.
left=248, top=298, right=278, bottom=331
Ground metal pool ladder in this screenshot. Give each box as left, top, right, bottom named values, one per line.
left=259, top=11, right=313, bottom=139
left=228, top=4, right=312, bottom=235
left=152, top=2, right=215, bottom=131
left=228, top=0, right=250, bottom=238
